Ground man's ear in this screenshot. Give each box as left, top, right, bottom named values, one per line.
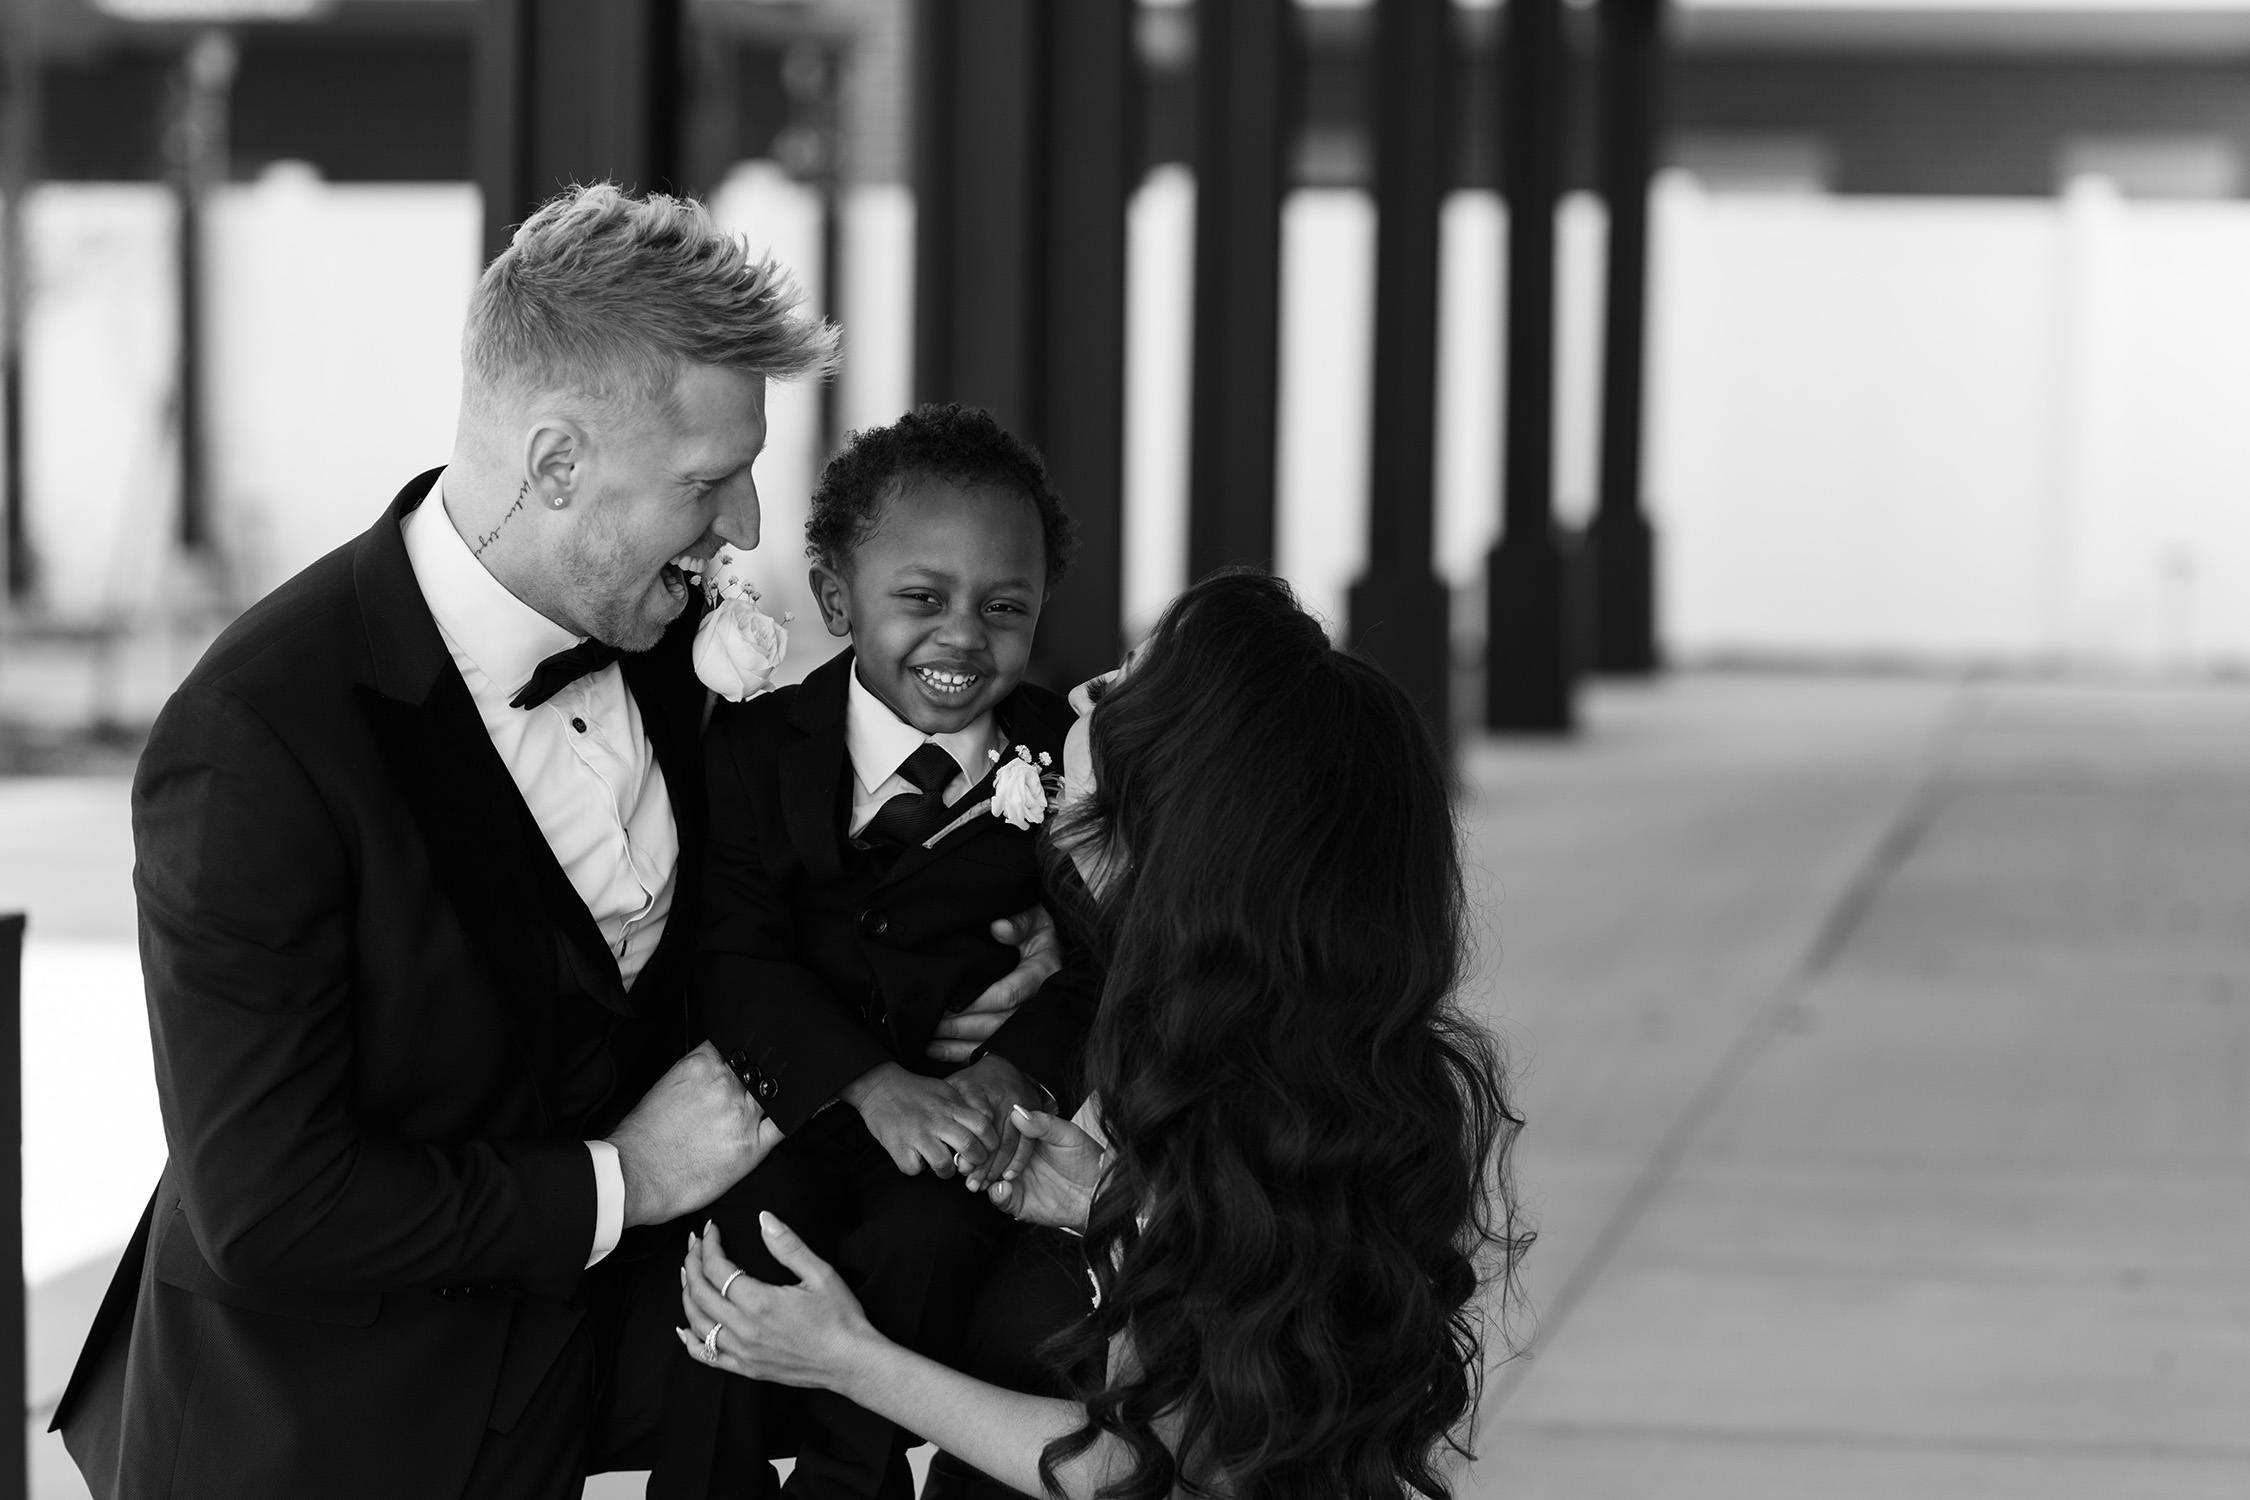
left=807, top=562, right=853, bottom=638
left=523, top=417, right=586, bottom=508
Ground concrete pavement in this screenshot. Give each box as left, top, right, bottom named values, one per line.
left=1458, top=676, right=2250, bottom=1498
left=8, top=670, right=2247, bottom=1497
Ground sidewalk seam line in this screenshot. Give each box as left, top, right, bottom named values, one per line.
left=1483, top=684, right=1991, bottom=1421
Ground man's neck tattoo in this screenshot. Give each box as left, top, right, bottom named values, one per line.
left=470, top=480, right=528, bottom=559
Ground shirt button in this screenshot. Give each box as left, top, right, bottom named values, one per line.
left=571, top=717, right=587, bottom=733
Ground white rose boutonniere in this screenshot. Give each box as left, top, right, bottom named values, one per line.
left=917, top=743, right=1065, bottom=849
left=690, top=546, right=790, bottom=703
left=988, top=744, right=1056, bottom=830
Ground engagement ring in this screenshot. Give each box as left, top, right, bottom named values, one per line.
left=702, top=1323, right=721, bottom=1363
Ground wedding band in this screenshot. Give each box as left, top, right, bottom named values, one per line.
left=702, top=1323, right=721, bottom=1362
left=718, top=1270, right=745, bottom=1300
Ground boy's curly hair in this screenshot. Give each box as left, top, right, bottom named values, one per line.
left=805, top=404, right=1077, bottom=588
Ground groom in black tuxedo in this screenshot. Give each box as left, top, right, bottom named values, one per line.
left=49, top=185, right=1044, bottom=1500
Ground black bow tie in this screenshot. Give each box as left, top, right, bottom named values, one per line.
left=511, top=638, right=624, bottom=709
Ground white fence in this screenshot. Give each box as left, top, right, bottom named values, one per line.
left=14, top=165, right=2250, bottom=672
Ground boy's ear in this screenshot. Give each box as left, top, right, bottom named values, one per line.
left=808, top=562, right=853, bottom=638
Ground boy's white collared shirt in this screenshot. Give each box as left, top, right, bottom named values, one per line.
left=845, top=663, right=1000, bottom=837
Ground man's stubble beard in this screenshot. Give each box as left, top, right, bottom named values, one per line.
left=556, top=518, right=680, bottom=653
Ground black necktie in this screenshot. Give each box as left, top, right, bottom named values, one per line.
left=511, top=638, right=624, bottom=710
left=863, top=743, right=961, bottom=848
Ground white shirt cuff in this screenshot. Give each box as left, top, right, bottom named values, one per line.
left=584, top=1139, right=624, bottom=1268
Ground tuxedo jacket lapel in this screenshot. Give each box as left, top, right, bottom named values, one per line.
left=779, top=651, right=853, bottom=881
left=350, top=471, right=664, bottom=1113
left=352, top=474, right=575, bottom=1113
left=360, top=473, right=718, bottom=1029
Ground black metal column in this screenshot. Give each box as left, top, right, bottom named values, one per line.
left=776, top=37, right=850, bottom=454
left=1485, top=0, right=1576, bottom=731
left=1031, top=1, right=1133, bottom=687
left=0, top=913, right=21, bottom=1500
left=1347, top=0, right=1451, bottom=732
left=913, top=0, right=1042, bottom=432
left=1591, top=0, right=1660, bottom=675
left=1186, top=0, right=1289, bottom=577
left=913, top=0, right=1132, bottom=689
left=168, top=34, right=234, bottom=558
left=476, top=0, right=684, bottom=263
left=1, top=6, right=37, bottom=604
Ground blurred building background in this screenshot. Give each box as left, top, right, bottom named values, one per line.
left=4, top=1, right=2250, bottom=1496
left=4, top=0, right=2249, bottom=740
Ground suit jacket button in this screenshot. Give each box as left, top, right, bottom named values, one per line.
left=754, top=1076, right=778, bottom=1103
left=860, top=908, right=889, bottom=938
left=727, top=1048, right=752, bottom=1079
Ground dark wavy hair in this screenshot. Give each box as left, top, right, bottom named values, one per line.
left=805, top=402, right=1077, bottom=586
left=1039, top=570, right=1529, bottom=1500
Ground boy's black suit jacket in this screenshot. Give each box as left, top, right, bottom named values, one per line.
left=52, top=470, right=707, bottom=1499
left=700, top=649, right=1094, bottom=1132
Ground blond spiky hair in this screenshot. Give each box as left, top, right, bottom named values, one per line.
left=464, top=182, right=838, bottom=419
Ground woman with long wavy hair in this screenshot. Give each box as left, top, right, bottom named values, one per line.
left=679, top=569, right=1529, bottom=1499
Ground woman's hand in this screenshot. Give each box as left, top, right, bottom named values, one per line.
left=677, top=1216, right=886, bottom=1396
left=986, top=1105, right=1107, bottom=1230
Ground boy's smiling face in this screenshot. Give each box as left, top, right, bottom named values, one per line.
left=810, top=475, right=1048, bottom=736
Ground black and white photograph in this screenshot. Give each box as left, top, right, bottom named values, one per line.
left=0, top=0, right=2246, bottom=1496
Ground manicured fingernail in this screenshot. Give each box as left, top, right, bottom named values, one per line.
left=1010, top=1105, right=1030, bottom=1121
left=759, top=1211, right=778, bottom=1231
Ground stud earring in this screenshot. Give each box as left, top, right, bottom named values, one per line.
left=547, top=491, right=568, bottom=511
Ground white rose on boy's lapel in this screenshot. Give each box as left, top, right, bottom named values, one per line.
left=989, top=745, right=1053, bottom=830
left=691, top=547, right=789, bottom=702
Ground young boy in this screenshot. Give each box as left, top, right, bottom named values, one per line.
left=658, top=405, right=1095, bottom=1500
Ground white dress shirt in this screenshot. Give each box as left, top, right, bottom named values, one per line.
left=404, top=478, right=674, bottom=1267
left=846, top=664, right=999, bottom=836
